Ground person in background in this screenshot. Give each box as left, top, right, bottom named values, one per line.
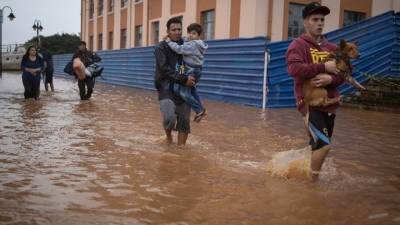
left=40, top=42, right=55, bottom=92
left=20, top=46, right=44, bottom=100
left=72, top=41, right=101, bottom=100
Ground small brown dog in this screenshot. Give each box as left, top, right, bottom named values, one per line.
left=302, top=39, right=365, bottom=107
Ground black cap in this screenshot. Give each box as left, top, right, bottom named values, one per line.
left=302, top=2, right=330, bottom=19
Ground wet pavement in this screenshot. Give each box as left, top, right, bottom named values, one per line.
left=0, top=72, right=399, bottom=225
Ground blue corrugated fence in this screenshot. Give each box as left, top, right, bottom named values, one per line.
left=54, top=11, right=399, bottom=108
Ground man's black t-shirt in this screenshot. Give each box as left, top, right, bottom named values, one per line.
left=154, top=40, right=188, bottom=103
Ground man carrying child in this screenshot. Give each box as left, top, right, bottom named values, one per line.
left=154, top=17, right=196, bottom=146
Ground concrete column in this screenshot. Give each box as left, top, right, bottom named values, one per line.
left=239, top=0, right=256, bottom=37
left=86, top=0, right=90, bottom=43
left=159, top=0, right=171, bottom=42
left=93, top=0, right=98, bottom=51
left=143, top=0, right=149, bottom=46
left=114, top=0, right=121, bottom=49
left=239, top=0, right=268, bottom=38
left=83, top=0, right=89, bottom=42
left=270, top=0, right=285, bottom=41
left=103, top=0, right=108, bottom=50
left=81, top=0, right=84, bottom=40
left=254, top=0, right=268, bottom=36
left=372, top=0, right=400, bottom=15
left=184, top=0, right=197, bottom=36
left=130, top=2, right=136, bottom=47
left=394, top=0, right=400, bottom=11
left=215, top=0, right=231, bottom=39
left=126, top=0, right=132, bottom=48
left=322, top=0, right=341, bottom=33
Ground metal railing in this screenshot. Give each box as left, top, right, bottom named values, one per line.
left=1, top=44, right=24, bottom=53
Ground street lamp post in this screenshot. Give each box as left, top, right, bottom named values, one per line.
left=0, top=6, right=16, bottom=78
left=32, top=20, right=43, bottom=48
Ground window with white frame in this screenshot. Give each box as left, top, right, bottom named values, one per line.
left=98, top=33, right=103, bottom=50
left=343, top=10, right=366, bottom=27
left=151, top=21, right=160, bottom=45
left=89, top=35, right=94, bottom=50
left=201, top=10, right=215, bottom=40
left=108, top=0, right=114, bottom=12
left=108, top=31, right=113, bottom=49
left=120, top=29, right=127, bottom=49
left=135, top=25, right=143, bottom=47
left=121, top=0, right=128, bottom=8
left=98, top=0, right=103, bottom=16
left=89, top=0, right=94, bottom=19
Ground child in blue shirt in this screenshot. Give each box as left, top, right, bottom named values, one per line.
left=166, top=23, right=208, bottom=122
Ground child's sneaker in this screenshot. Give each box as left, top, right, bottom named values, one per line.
left=194, top=109, right=206, bottom=122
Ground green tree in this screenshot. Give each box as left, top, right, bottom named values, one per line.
left=24, top=33, right=81, bottom=54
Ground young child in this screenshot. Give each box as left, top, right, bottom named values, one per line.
left=166, top=23, right=208, bottom=122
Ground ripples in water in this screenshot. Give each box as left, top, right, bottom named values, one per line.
left=1, top=72, right=399, bottom=225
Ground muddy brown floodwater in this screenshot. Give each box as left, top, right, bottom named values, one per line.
left=0, top=72, right=399, bottom=225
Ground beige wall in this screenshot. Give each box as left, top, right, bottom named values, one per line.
left=270, top=0, right=285, bottom=41
left=93, top=0, right=98, bottom=51
left=127, top=0, right=132, bottom=48
left=238, top=0, right=254, bottom=37
left=372, top=0, right=400, bottom=15
left=143, top=0, right=149, bottom=46
left=121, top=9, right=128, bottom=29
left=82, top=0, right=399, bottom=49
left=156, top=0, right=170, bottom=45
left=322, top=0, right=341, bottom=32
left=129, top=2, right=135, bottom=47
left=183, top=0, right=197, bottom=36
left=171, top=0, right=186, bottom=14
left=102, top=0, right=108, bottom=50
left=83, top=0, right=89, bottom=42
left=230, top=0, right=240, bottom=38
left=394, top=0, right=400, bottom=11
left=197, top=0, right=216, bottom=23
left=239, top=0, right=269, bottom=38
left=149, top=0, right=162, bottom=20
left=113, top=0, right=121, bottom=50
left=215, top=0, right=231, bottom=39
left=254, top=0, right=269, bottom=37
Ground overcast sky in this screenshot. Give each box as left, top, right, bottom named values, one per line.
left=1, top=0, right=81, bottom=45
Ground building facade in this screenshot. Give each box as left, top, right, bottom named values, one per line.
left=81, top=0, right=400, bottom=51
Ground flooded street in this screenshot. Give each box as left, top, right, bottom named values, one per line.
left=1, top=72, right=399, bottom=225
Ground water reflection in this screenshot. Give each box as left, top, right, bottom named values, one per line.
left=0, top=72, right=399, bottom=225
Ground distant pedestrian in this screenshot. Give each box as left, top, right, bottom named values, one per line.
left=20, top=46, right=43, bottom=100
left=40, top=42, right=55, bottom=92
left=72, top=41, right=101, bottom=100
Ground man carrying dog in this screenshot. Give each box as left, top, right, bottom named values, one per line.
left=286, top=2, right=344, bottom=181
left=154, top=17, right=196, bottom=146
left=72, top=41, right=101, bottom=100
